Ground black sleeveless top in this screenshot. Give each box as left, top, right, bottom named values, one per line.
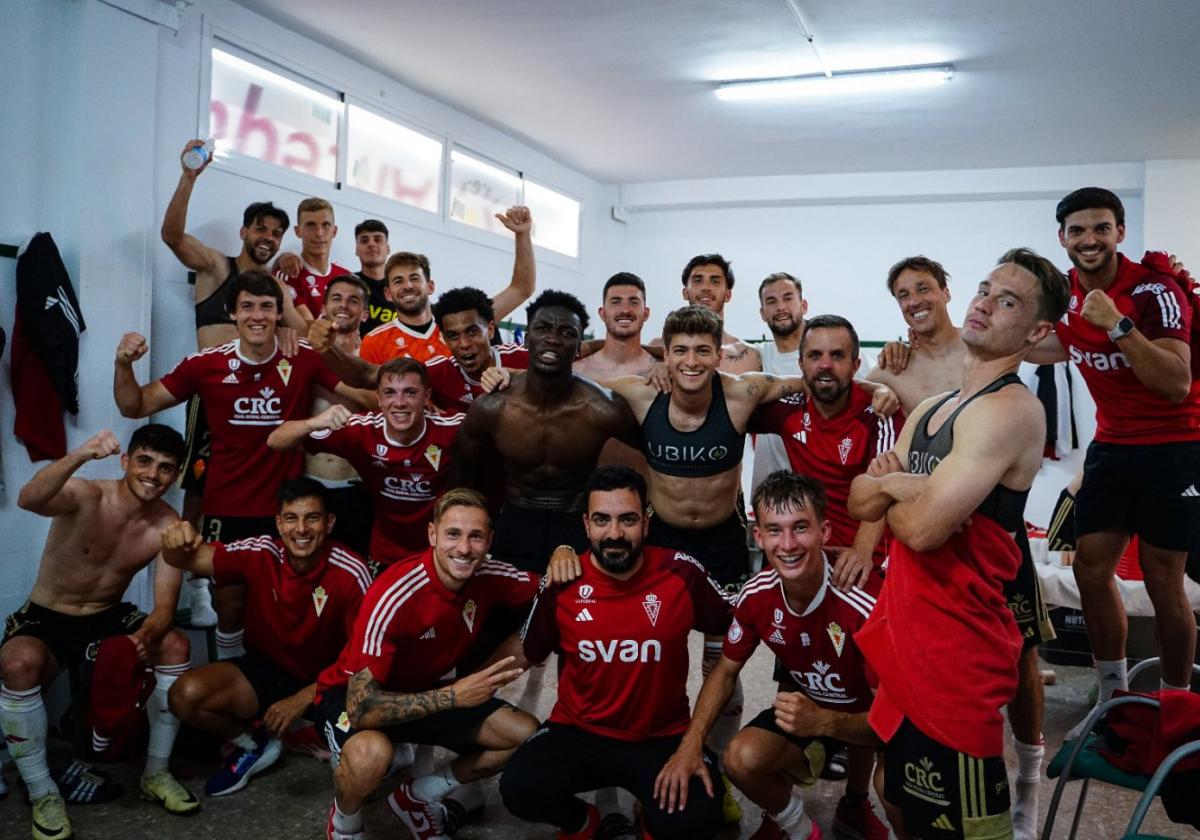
left=907, top=373, right=1028, bottom=533
left=194, top=256, right=239, bottom=329
left=642, top=377, right=744, bottom=478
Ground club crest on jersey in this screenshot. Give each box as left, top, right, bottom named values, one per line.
left=336, top=711, right=351, bottom=732
left=376, top=444, right=388, bottom=458
left=827, top=621, right=846, bottom=656
left=312, top=585, right=328, bottom=617
left=276, top=358, right=293, bottom=386
left=801, top=632, right=811, bottom=647
left=462, top=599, right=477, bottom=632
left=773, top=608, right=785, bottom=628
left=576, top=584, right=596, bottom=604
left=838, top=437, right=854, bottom=464
left=228, top=358, right=241, bottom=371
left=425, top=444, right=442, bottom=470
left=727, top=619, right=743, bottom=644
left=642, top=593, right=661, bottom=627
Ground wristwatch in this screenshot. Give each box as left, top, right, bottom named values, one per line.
left=1108, top=316, right=1135, bottom=342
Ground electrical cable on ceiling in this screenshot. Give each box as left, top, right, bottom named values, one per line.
left=782, top=0, right=832, bottom=77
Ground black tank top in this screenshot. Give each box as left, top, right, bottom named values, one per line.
left=193, top=256, right=239, bottom=329
left=907, top=373, right=1028, bottom=533
left=642, top=377, right=744, bottom=478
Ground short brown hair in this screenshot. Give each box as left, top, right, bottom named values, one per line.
left=229, top=270, right=283, bottom=314
left=376, top=357, right=429, bottom=389
left=325, top=274, right=370, bottom=302
left=886, top=256, right=949, bottom=296
left=758, top=271, right=803, bottom=301
left=752, top=470, right=827, bottom=523
left=433, top=488, right=491, bottom=526
left=996, top=247, right=1070, bottom=323
left=296, top=197, right=334, bottom=220
left=662, top=305, right=722, bottom=348
left=386, top=251, right=431, bottom=281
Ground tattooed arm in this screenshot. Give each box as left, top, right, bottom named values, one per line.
left=345, top=656, right=525, bottom=729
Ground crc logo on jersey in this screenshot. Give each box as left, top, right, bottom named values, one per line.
left=276, top=358, right=293, bottom=386
left=903, top=757, right=948, bottom=807
left=1068, top=345, right=1130, bottom=371
left=576, top=584, right=596, bottom=604
left=788, top=661, right=848, bottom=701
left=1009, top=592, right=1033, bottom=621
left=645, top=443, right=728, bottom=464
left=232, top=387, right=283, bottom=425
left=642, top=593, right=662, bottom=627
left=382, top=474, right=434, bottom=501
left=827, top=621, right=846, bottom=656
left=727, top=619, right=744, bottom=644
left=578, top=639, right=662, bottom=663
left=838, top=437, right=854, bottom=464
left=462, top=599, right=477, bottom=632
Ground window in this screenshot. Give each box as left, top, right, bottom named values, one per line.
left=209, top=47, right=341, bottom=182
left=345, top=105, right=442, bottom=213
left=448, top=150, right=521, bottom=235
left=524, top=180, right=581, bottom=257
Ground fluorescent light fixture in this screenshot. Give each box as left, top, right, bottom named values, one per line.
left=715, top=65, right=954, bottom=101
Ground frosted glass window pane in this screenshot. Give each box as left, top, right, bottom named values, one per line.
left=346, top=105, right=441, bottom=213
left=209, top=47, right=340, bottom=182
left=449, top=150, right=520, bottom=234
left=524, top=181, right=580, bottom=258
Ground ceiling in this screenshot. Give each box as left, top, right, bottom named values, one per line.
left=233, top=0, right=1200, bottom=184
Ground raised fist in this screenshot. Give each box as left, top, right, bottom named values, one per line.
left=77, top=430, right=120, bottom=461
left=495, top=205, right=533, bottom=236
left=116, top=333, right=149, bottom=364
left=307, top=318, right=335, bottom=353
left=161, top=519, right=203, bottom=552
left=313, top=404, right=353, bottom=432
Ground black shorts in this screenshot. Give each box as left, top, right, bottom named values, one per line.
left=1076, top=440, right=1200, bottom=552
left=745, top=707, right=838, bottom=785
left=647, top=511, right=749, bottom=594
left=321, top=482, right=373, bottom=558
left=2, top=600, right=146, bottom=668
left=883, top=717, right=1011, bottom=840
left=178, top=394, right=211, bottom=496
left=316, top=683, right=511, bottom=764
left=489, top=503, right=588, bottom=575
left=228, top=650, right=310, bottom=712
left=499, top=722, right=725, bottom=840
left=201, top=514, right=276, bottom=545
left=1005, top=530, right=1054, bottom=649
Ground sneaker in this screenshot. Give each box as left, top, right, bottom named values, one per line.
left=595, top=811, right=638, bottom=839
left=326, top=802, right=366, bottom=840
left=54, top=760, right=124, bottom=804
left=281, top=720, right=331, bottom=762
left=821, top=747, right=849, bottom=781
left=556, top=802, right=600, bottom=840
left=387, top=779, right=449, bottom=840
left=833, top=794, right=888, bottom=840
left=721, top=772, right=743, bottom=824
left=204, top=725, right=282, bottom=796
left=32, top=792, right=72, bottom=840
left=140, top=769, right=200, bottom=815
left=442, top=781, right=485, bottom=836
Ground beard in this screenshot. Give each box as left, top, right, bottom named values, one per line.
left=767, top=315, right=800, bottom=337
left=592, top=538, right=641, bottom=574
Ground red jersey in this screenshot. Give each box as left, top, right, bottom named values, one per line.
left=317, top=550, right=537, bottom=697
left=212, top=537, right=370, bottom=682
left=1055, top=254, right=1200, bottom=444
left=855, top=516, right=1022, bottom=758
left=279, top=261, right=351, bottom=318
left=425, top=344, right=530, bottom=415
left=304, top=412, right=463, bottom=565
left=724, top=563, right=875, bottom=713
left=522, top=546, right=733, bottom=742
left=160, top=340, right=340, bottom=517
left=360, top=319, right=451, bottom=366
left=750, top=389, right=902, bottom=561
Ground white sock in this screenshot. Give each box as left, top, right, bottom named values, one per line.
left=1160, top=679, right=1190, bottom=692
left=144, top=665, right=187, bottom=775
left=773, top=789, right=811, bottom=838
left=446, top=779, right=485, bottom=812
left=332, top=799, right=362, bottom=833
left=0, top=685, right=57, bottom=799
left=1096, top=658, right=1127, bottom=702
left=411, top=743, right=437, bottom=777
left=411, top=764, right=458, bottom=803
left=1010, top=737, right=1042, bottom=840
left=215, top=629, right=244, bottom=660
left=1013, top=737, right=1044, bottom=785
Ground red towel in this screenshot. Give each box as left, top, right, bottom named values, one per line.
left=87, top=636, right=154, bottom=760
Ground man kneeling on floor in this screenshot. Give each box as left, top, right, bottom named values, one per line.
left=499, top=465, right=734, bottom=839
left=317, top=488, right=539, bottom=840
left=656, top=470, right=889, bottom=840
left=162, top=478, right=371, bottom=796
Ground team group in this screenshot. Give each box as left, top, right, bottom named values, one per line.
left=1, top=137, right=1197, bottom=840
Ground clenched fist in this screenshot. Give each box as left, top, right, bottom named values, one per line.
left=161, top=519, right=204, bottom=552
left=495, top=205, right=533, bottom=235
left=76, top=430, right=121, bottom=461
left=116, top=333, right=149, bottom=365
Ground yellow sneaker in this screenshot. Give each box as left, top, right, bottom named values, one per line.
left=721, top=773, right=743, bottom=825
left=140, top=769, right=201, bottom=816
left=32, top=792, right=72, bottom=840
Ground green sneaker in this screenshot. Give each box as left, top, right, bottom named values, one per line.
left=721, top=772, right=743, bottom=825
left=140, top=770, right=201, bottom=816
left=31, top=792, right=72, bottom=840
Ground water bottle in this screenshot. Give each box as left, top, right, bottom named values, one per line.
left=182, top=139, right=215, bottom=170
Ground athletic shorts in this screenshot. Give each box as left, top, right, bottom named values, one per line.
left=1076, top=440, right=1200, bottom=552
left=201, top=514, right=276, bottom=545
left=228, top=650, right=310, bottom=712
left=647, top=511, right=750, bottom=594
left=1005, top=530, right=1054, bottom=649
left=883, top=717, right=1011, bottom=840
left=499, top=722, right=725, bottom=839
left=2, top=600, right=146, bottom=668
left=489, top=503, right=588, bottom=575
left=322, top=482, right=373, bottom=558
left=1045, top=488, right=1076, bottom=552
left=178, top=394, right=211, bottom=496
left=745, top=707, right=838, bottom=785
left=316, top=683, right=510, bottom=765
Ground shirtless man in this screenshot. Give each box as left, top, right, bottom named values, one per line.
left=751, top=271, right=808, bottom=491
left=1, top=425, right=197, bottom=840
left=651, top=254, right=762, bottom=374
left=864, top=255, right=1055, bottom=838
left=841, top=248, right=1070, bottom=839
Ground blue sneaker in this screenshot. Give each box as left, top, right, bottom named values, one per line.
left=204, top=725, right=282, bottom=797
